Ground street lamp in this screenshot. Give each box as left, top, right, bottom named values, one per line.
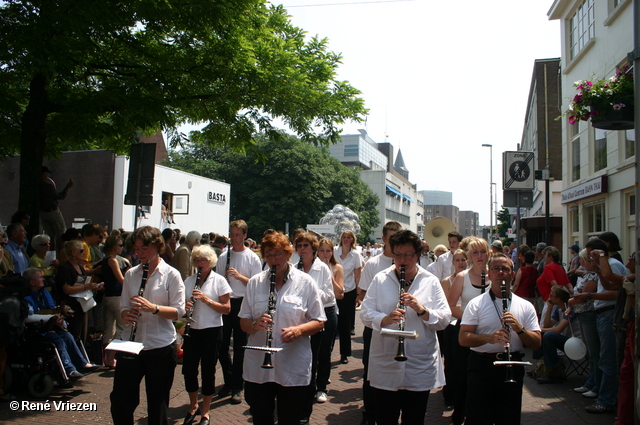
left=482, top=144, right=493, bottom=241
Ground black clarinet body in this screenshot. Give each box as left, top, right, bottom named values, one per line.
left=225, top=243, right=231, bottom=281
left=129, top=260, right=150, bottom=342
left=183, top=267, right=202, bottom=337
left=394, top=265, right=408, bottom=362
left=501, top=280, right=516, bottom=383
left=262, top=266, right=277, bottom=369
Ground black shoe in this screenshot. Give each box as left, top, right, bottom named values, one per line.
left=198, top=417, right=210, bottom=425
left=340, top=356, right=349, bottom=364
left=183, top=407, right=201, bottom=425
left=300, top=418, right=310, bottom=424
left=230, top=391, right=243, bottom=404
left=218, top=385, right=232, bottom=398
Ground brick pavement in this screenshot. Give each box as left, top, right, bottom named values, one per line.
left=1, top=311, right=617, bottom=424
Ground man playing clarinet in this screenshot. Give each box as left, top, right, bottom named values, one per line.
left=459, top=253, right=541, bottom=425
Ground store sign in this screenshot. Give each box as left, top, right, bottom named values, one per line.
left=207, top=191, right=227, bottom=204
left=561, top=176, right=608, bottom=204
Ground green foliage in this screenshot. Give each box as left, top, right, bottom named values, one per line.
left=166, top=132, right=380, bottom=241
left=0, top=0, right=366, bottom=156
left=0, top=0, right=366, bottom=239
left=496, top=207, right=512, bottom=242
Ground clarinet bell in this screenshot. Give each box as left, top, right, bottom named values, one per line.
left=394, top=341, right=408, bottom=362
left=504, top=365, right=517, bottom=383
left=183, top=316, right=196, bottom=324
left=261, top=352, right=274, bottom=369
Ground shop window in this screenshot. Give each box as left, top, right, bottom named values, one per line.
left=585, top=201, right=605, bottom=236
left=594, top=129, right=607, bottom=171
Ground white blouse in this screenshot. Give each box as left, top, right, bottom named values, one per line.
left=360, top=266, right=452, bottom=392
left=239, top=266, right=326, bottom=387
left=334, top=246, right=362, bottom=292
left=184, top=270, right=232, bottom=329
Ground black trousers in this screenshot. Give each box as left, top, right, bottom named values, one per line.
left=110, top=343, right=177, bottom=425
left=245, top=381, right=306, bottom=425
left=362, top=325, right=375, bottom=422
left=439, top=324, right=456, bottom=405
left=464, top=351, right=525, bottom=425
left=219, top=297, right=247, bottom=392
left=450, top=322, right=470, bottom=425
left=335, top=289, right=357, bottom=357
left=182, top=326, right=222, bottom=395
left=371, top=387, right=430, bottom=425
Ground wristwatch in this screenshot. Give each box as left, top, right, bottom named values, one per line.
left=152, top=305, right=160, bottom=315
left=517, top=327, right=526, bottom=335
left=417, top=307, right=427, bottom=316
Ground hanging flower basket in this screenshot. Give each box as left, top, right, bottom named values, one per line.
left=563, top=67, right=634, bottom=130
left=590, top=103, right=634, bottom=130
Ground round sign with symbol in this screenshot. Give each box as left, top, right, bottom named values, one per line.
left=503, top=151, right=535, bottom=190
left=508, top=161, right=530, bottom=182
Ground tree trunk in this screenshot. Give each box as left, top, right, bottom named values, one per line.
left=19, top=73, right=49, bottom=239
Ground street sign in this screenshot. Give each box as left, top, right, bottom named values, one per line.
left=307, top=224, right=336, bottom=234
left=503, top=151, right=535, bottom=190
left=503, top=190, right=533, bottom=208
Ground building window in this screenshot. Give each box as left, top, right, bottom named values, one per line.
left=569, top=0, right=595, bottom=60
left=344, top=144, right=358, bottom=157
left=585, top=201, right=605, bottom=235
left=630, top=194, right=636, bottom=216
left=625, top=129, right=635, bottom=159
left=571, top=208, right=579, bottom=232
left=594, top=129, right=607, bottom=171
left=572, top=137, right=581, bottom=181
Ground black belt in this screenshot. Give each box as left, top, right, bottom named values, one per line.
left=471, top=351, right=524, bottom=361
left=595, top=305, right=615, bottom=314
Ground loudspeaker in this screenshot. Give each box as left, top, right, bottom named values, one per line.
left=124, top=143, right=156, bottom=206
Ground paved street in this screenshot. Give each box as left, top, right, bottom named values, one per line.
left=1, top=311, right=616, bottom=424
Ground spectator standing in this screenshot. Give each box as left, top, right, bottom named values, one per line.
left=39, top=166, right=73, bottom=250
left=172, top=231, right=201, bottom=281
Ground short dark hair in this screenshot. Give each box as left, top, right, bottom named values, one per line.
left=6, top=223, right=23, bottom=239
left=132, top=226, right=165, bottom=255
left=382, top=221, right=402, bottom=237
left=524, top=250, right=535, bottom=264
left=448, top=231, right=463, bottom=242
left=389, top=230, right=423, bottom=256
left=542, top=246, right=560, bottom=263
left=488, top=253, right=513, bottom=271
left=585, top=238, right=608, bottom=253
left=599, top=232, right=622, bottom=252
left=82, top=223, right=102, bottom=237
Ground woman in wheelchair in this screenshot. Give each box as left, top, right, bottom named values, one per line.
left=23, top=267, right=99, bottom=380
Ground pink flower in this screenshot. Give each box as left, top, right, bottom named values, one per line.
left=613, top=103, right=626, bottom=110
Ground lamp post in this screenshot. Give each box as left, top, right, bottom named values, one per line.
left=482, top=144, right=493, bottom=241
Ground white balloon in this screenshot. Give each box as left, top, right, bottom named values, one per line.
left=564, top=337, right=587, bottom=360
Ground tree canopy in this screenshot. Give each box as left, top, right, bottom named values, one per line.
left=166, top=133, right=380, bottom=242
left=0, top=0, right=366, bottom=236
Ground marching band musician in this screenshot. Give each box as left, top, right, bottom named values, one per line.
left=294, top=232, right=339, bottom=422
left=110, top=226, right=185, bottom=425
left=239, top=232, right=326, bottom=425
left=181, top=245, right=232, bottom=425
left=360, top=230, right=451, bottom=425
left=215, top=219, right=262, bottom=403
left=459, top=254, right=541, bottom=425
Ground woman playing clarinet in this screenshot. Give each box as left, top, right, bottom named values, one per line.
left=110, top=226, right=185, bottom=425
left=360, top=230, right=451, bottom=425
left=295, top=233, right=340, bottom=422
left=182, top=244, right=232, bottom=425
left=239, top=232, right=326, bottom=425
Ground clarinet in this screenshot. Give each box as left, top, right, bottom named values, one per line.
left=129, top=260, right=150, bottom=342
left=183, top=267, right=202, bottom=337
left=501, top=279, right=516, bottom=383
left=225, top=242, right=231, bottom=281
left=297, top=255, right=304, bottom=271
left=262, top=266, right=277, bottom=369
left=394, top=265, right=408, bottom=362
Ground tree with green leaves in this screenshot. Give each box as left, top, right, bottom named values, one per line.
left=0, top=0, right=366, bottom=236
left=166, top=133, right=380, bottom=242
left=496, top=207, right=512, bottom=242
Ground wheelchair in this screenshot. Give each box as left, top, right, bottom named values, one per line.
left=3, top=321, right=88, bottom=398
